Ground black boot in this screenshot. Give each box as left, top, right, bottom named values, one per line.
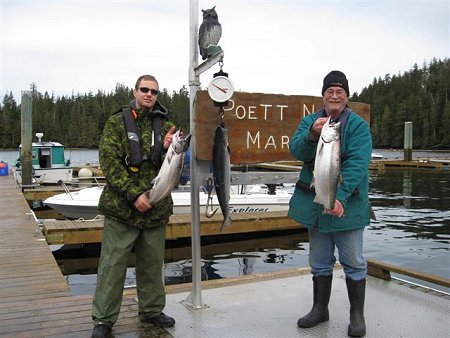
left=91, top=323, right=111, bottom=338
left=346, top=278, right=366, bottom=337
left=140, top=312, right=175, bottom=328
left=297, top=275, right=333, bottom=328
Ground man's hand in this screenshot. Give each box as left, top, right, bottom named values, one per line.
left=310, top=117, right=328, bottom=139
left=134, top=193, right=152, bottom=213
left=323, top=199, right=345, bottom=218
left=163, top=126, right=177, bottom=149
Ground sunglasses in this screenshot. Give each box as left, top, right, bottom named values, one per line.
left=139, top=87, right=160, bottom=95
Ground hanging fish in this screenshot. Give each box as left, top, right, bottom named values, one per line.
left=211, top=122, right=232, bottom=231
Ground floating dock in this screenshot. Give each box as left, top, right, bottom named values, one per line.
left=258, top=159, right=450, bottom=171
left=369, top=158, right=450, bottom=171
left=1, top=175, right=449, bottom=337
left=42, top=211, right=299, bottom=244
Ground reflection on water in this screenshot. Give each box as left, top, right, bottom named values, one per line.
left=366, top=169, right=450, bottom=290
left=57, top=231, right=310, bottom=295
left=56, top=168, right=450, bottom=295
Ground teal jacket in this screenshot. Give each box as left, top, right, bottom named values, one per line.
left=98, top=101, right=174, bottom=228
left=288, top=109, right=372, bottom=232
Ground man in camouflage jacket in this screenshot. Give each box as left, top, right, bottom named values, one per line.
left=91, top=75, right=176, bottom=338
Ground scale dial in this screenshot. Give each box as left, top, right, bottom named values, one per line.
left=207, top=76, right=234, bottom=103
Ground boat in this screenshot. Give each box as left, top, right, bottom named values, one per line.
left=371, top=152, right=383, bottom=160
left=13, top=133, right=73, bottom=185
left=43, top=184, right=292, bottom=219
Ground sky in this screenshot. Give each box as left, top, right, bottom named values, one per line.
left=1, top=0, right=449, bottom=103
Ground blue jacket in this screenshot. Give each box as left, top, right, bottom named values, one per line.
left=288, top=109, right=372, bottom=232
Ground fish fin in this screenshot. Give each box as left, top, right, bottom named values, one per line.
left=313, top=194, right=320, bottom=204
left=166, top=150, right=173, bottom=163
left=146, top=190, right=154, bottom=203
left=219, top=215, right=232, bottom=232
left=151, top=176, right=160, bottom=185
left=310, top=177, right=315, bottom=189
left=338, top=175, right=343, bottom=185
left=316, top=142, right=324, bottom=155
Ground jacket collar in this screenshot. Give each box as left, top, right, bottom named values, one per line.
left=129, top=99, right=168, bottom=118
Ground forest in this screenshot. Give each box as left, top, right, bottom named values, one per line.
left=1, top=57, right=449, bottom=149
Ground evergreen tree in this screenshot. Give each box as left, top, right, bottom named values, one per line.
left=1, top=58, right=448, bottom=149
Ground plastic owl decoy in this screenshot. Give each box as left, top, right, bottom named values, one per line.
left=198, top=6, right=222, bottom=60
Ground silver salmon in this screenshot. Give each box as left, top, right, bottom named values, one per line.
left=311, top=118, right=341, bottom=210
left=213, top=123, right=232, bottom=231
left=146, top=130, right=191, bottom=205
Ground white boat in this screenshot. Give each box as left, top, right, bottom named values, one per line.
left=371, top=152, right=383, bottom=160
left=44, top=184, right=292, bottom=220
left=13, top=133, right=73, bottom=185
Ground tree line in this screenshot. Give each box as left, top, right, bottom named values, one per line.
left=1, top=58, right=449, bottom=150
left=352, top=57, right=449, bottom=149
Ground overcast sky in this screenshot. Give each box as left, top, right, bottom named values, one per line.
left=1, top=0, right=449, bottom=103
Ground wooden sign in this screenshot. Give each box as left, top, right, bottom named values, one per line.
left=194, top=90, right=370, bottom=164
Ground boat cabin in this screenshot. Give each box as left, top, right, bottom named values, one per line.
left=16, top=141, right=69, bottom=170
left=14, top=133, right=73, bottom=185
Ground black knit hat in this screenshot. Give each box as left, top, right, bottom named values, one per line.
left=322, top=70, right=349, bottom=97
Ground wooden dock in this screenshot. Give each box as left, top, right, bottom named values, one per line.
left=0, top=176, right=173, bottom=337
left=369, top=158, right=450, bottom=170
left=1, top=175, right=449, bottom=337
left=42, top=211, right=300, bottom=245
left=255, top=159, right=450, bottom=172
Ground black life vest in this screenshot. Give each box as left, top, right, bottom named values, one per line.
left=121, top=107, right=163, bottom=172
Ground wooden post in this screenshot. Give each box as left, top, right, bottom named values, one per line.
left=404, top=121, right=413, bottom=161
left=21, top=91, right=33, bottom=186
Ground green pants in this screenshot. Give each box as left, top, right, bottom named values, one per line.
left=92, top=217, right=167, bottom=326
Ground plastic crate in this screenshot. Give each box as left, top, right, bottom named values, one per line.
left=0, top=162, right=9, bottom=176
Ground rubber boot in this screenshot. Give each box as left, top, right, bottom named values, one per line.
left=346, top=278, right=366, bottom=337
left=297, top=275, right=333, bottom=328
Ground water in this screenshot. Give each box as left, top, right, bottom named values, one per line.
left=1, top=149, right=449, bottom=294
left=365, top=170, right=450, bottom=283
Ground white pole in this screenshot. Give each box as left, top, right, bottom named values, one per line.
left=187, top=0, right=203, bottom=309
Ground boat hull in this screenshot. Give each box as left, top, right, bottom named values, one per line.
left=44, top=186, right=291, bottom=220
left=13, top=167, right=74, bottom=185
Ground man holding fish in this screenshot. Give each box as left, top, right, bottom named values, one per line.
left=288, top=71, right=372, bottom=337
left=91, top=75, right=185, bottom=338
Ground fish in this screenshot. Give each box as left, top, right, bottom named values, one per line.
left=212, top=122, right=232, bottom=231
left=311, top=117, right=341, bottom=210
left=146, top=130, right=191, bottom=205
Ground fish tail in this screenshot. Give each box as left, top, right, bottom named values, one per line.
left=219, top=215, right=232, bottom=232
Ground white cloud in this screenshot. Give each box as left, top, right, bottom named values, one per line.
left=1, top=0, right=448, bottom=102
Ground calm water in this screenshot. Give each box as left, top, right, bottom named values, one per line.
left=1, top=149, right=449, bottom=294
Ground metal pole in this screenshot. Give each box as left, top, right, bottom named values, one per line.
left=404, top=121, right=413, bottom=161
left=184, top=1, right=225, bottom=309
left=185, top=0, right=203, bottom=309
left=20, top=91, right=33, bottom=187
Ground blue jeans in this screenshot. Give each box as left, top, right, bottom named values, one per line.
left=308, top=226, right=367, bottom=281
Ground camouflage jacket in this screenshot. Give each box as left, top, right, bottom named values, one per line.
left=98, top=100, right=174, bottom=228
